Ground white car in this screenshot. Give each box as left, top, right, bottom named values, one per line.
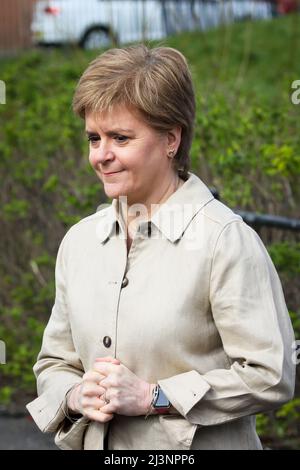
left=31, top=0, right=166, bottom=49
left=31, top=0, right=272, bottom=50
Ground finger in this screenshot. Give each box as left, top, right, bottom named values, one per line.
left=98, top=402, right=116, bottom=414
left=86, top=410, right=114, bottom=423
left=91, top=395, right=115, bottom=414
left=97, top=398, right=107, bottom=408
left=80, top=395, right=106, bottom=411
left=93, top=362, right=119, bottom=376
left=84, top=396, right=106, bottom=409
left=82, top=383, right=106, bottom=398
left=85, top=406, right=114, bottom=422
left=95, top=356, right=121, bottom=365
left=83, top=370, right=106, bottom=383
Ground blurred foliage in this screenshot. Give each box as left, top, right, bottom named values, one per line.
left=0, top=14, right=299, bottom=448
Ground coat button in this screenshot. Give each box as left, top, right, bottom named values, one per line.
left=103, top=336, right=112, bottom=348
left=121, top=277, right=129, bottom=288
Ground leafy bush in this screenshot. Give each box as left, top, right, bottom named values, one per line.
left=0, top=14, right=299, bottom=447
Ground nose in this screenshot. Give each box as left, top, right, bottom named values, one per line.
left=92, top=141, right=115, bottom=165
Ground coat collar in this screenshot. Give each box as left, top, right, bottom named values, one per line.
left=96, top=172, right=215, bottom=244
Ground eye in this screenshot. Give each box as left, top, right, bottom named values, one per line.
left=87, top=135, right=100, bottom=144
left=114, top=135, right=128, bottom=143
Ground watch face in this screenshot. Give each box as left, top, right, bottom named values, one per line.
left=155, top=388, right=170, bottom=408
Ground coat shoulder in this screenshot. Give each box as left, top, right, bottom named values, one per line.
left=73, top=204, right=111, bottom=229
left=59, top=204, right=112, bottom=248
left=199, top=198, right=243, bottom=230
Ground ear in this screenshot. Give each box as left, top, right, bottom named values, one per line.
left=167, top=126, right=182, bottom=151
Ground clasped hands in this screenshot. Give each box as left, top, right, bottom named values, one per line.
left=67, top=356, right=156, bottom=423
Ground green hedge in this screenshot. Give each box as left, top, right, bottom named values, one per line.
left=0, top=14, right=299, bottom=448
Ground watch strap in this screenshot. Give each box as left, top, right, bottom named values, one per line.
left=144, top=384, right=159, bottom=420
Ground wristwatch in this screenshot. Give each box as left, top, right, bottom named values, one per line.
left=152, top=385, right=171, bottom=414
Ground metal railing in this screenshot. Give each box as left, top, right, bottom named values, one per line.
left=210, top=188, right=300, bottom=232
left=234, top=210, right=300, bottom=232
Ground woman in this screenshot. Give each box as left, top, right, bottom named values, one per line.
left=27, top=44, right=295, bottom=450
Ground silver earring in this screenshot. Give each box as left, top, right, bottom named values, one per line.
left=168, top=149, right=175, bottom=158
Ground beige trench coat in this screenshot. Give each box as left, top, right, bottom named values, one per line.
left=27, top=172, right=295, bottom=450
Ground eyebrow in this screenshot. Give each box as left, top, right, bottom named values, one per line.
left=85, top=128, right=135, bottom=136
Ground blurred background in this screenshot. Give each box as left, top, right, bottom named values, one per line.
left=0, top=0, right=299, bottom=450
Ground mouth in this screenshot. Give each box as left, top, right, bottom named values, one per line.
left=103, top=170, right=123, bottom=176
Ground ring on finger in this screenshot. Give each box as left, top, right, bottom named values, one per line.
left=103, top=391, right=110, bottom=404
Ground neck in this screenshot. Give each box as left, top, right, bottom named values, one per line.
left=119, top=173, right=182, bottom=233
left=150, top=173, right=181, bottom=214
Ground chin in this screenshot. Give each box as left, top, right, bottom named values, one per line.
left=103, top=185, right=128, bottom=200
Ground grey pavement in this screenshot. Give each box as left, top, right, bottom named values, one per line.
left=0, top=415, right=57, bottom=450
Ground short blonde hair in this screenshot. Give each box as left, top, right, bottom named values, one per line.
left=72, top=44, right=196, bottom=180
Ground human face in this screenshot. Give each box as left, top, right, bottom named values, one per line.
left=85, top=105, right=180, bottom=207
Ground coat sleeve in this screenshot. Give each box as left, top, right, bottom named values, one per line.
left=26, top=230, right=87, bottom=443
left=158, top=220, right=296, bottom=426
